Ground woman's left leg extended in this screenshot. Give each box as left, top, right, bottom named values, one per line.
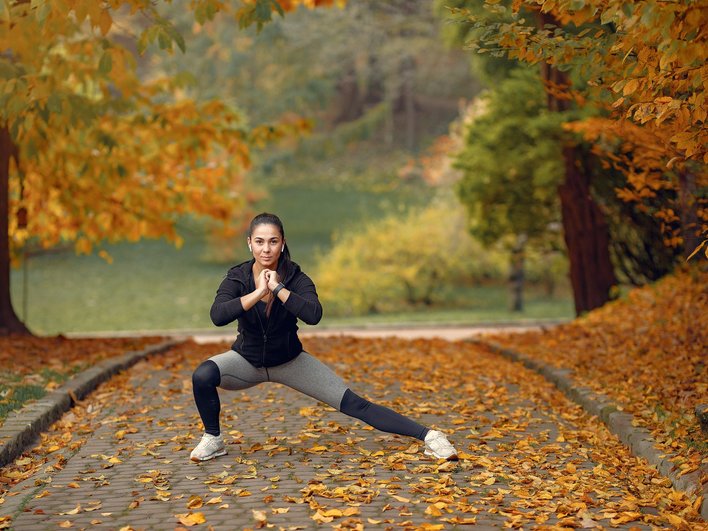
left=268, top=352, right=429, bottom=441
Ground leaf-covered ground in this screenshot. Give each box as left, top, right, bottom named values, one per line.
left=0, top=336, right=166, bottom=425
left=1, top=337, right=705, bottom=529
left=487, top=267, right=707, bottom=480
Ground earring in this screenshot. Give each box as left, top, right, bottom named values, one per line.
left=281, top=246, right=285, bottom=252
left=248, top=245, right=252, bottom=252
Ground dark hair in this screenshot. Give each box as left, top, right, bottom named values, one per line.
left=249, top=213, right=293, bottom=315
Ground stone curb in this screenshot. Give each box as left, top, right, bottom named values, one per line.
left=0, top=339, right=182, bottom=468
left=468, top=338, right=707, bottom=521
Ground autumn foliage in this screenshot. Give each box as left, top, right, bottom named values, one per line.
left=315, top=200, right=505, bottom=315
left=0, top=335, right=166, bottom=425
left=1, top=0, right=323, bottom=260
left=1, top=336, right=705, bottom=528
left=456, top=0, right=707, bottom=254
left=488, top=266, right=707, bottom=473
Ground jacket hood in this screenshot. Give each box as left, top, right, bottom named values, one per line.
left=225, top=258, right=301, bottom=286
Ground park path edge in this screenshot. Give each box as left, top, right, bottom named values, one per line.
left=0, top=339, right=182, bottom=468
left=468, top=338, right=707, bottom=521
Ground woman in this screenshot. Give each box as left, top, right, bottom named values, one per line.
left=190, top=212, right=457, bottom=462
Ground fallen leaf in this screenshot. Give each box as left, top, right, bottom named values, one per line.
left=187, top=495, right=203, bottom=509
left=175, top=512, right=206, bottom=526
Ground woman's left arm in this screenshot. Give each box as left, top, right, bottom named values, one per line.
left=269, top=272, right=323, bottom=325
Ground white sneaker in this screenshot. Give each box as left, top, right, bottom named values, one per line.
left=190, top=433, right=227, bottom=462
left=424, top=430, right=458, bottom=461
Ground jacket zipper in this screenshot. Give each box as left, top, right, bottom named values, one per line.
left=254, top=297, right=274, bottom=367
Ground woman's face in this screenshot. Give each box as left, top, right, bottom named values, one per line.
left=248, top=223, right=284, bottom=269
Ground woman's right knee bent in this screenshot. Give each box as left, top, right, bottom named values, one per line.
left=192, top=360, right=221, bottom=389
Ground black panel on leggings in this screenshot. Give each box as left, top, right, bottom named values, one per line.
left=339, top=389, right=428, bottom=441
left=192, top=360, right=222, bottom=436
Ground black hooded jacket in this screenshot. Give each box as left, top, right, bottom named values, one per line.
left=209, top=259, right=323, bottom=367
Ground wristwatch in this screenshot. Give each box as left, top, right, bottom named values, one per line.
left=272, top=283, right=285, bottom=297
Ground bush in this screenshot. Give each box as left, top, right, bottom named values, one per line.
left=314, top=197, right=506, bottom=316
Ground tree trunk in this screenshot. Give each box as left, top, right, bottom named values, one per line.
left=402, top=55, right=416, bottom=152
left=333, top=65, right=363, bottom=124
left=539, top=12, right=617, bottom=315
left=509, top=233, right=527, bottom=312
left=558, top=145, right=617, bottom=315
left=677, top=168, right=700, bottom=260
left=0, top=126, right=30, bottom=336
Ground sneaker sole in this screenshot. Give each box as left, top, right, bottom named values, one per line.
left=190, top=449, right=227, bottom=462
left=424, top=449, right=459, bottom=461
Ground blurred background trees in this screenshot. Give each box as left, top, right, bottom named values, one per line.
left=3, top=0, right=704, bottom=335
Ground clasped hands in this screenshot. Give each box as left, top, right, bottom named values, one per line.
left=256, top=268, right=282, bottom=295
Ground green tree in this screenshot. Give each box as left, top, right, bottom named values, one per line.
left=448, top=0, right=706, bottom=264
left=439, top=0, right=620, bottom=316
left=454, top=68, right=565, bottom=310
left=154, top=0, right=476, bottom=153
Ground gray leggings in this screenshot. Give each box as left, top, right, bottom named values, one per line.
left=192, top=350, right=429, bottom=441
left=211, top=350, right=348, bottom=409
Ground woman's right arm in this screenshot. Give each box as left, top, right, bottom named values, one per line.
left=210, top=271, right=268, bottom=326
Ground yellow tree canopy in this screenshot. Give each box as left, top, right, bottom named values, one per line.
left=1, top=0, right=333, bottom=260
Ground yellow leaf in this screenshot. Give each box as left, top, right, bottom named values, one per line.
left=97, top=9, right=112, bottom=36
left=623, top=79, right=640, bottom=96
left=252, top=509, right=267, bottom=522
left=610, top=512, right=642, bottom=525
left=176, top=512, right=206, bottom=526
left=443, top=516, right=477, bottom=525
left=58, top=522, right=72, bottom=528
left=311, top=512, right=334, bottom=523
left=665, top=513, right=689, bottom=527
left=425, top=504, right=443, bottom=516
left=187, top=495, right=203, bottom=509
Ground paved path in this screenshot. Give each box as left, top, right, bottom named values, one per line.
left=65, top=321, right=564, bottom=344
left=1, top=337, right=690, bottom=530
left=192, top=324, right=559, bottom=345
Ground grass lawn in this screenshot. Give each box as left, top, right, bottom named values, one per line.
left=9, top=183, right=574, bottom=335
left=320, top=285, right=573, bottom=329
